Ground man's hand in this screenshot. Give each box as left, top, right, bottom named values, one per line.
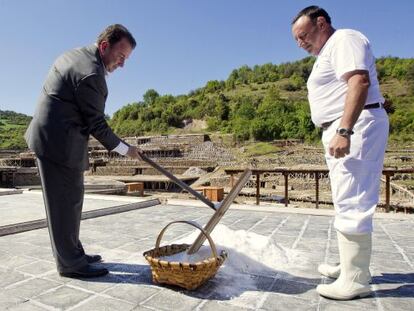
left=329, top=134, right=350, bottom=158
left=126, top=145, right=143, bottom=160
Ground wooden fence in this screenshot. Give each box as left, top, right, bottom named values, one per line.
left=224, top=167, right=414, bottom=212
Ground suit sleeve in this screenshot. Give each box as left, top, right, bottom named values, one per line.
left=74, top=74, right=121, bottom=151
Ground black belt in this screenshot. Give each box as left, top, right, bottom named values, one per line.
left=321, top=102, right=383, bottom=130
left=364, top=102, right=383, bottom=110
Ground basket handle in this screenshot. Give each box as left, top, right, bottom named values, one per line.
left=155, top=220, right=218, bottom=258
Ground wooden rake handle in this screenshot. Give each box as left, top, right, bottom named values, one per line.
left=187, top=168, right=252, bottom=254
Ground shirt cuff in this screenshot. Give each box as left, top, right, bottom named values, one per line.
left=112, top=142, right=129, bottom=156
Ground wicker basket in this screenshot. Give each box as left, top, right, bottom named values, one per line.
left=143, top=220, right=227, bottom=290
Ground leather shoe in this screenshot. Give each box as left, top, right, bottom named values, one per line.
left=86, top=254, right=102, bottom=263
left=59, top=265, right=109, bottom=278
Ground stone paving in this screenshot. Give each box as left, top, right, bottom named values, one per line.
left=0, top=191, right=154, bottom=227
left=0, top=201, right=413, bottom=310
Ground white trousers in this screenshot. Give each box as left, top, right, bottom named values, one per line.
left=322, top=108, right=389, bottom=234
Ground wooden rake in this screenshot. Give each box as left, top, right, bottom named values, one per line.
left=139, top=152, right=252, bottom=254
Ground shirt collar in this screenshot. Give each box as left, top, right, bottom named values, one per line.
left=95, top=43, right=108, bottom=76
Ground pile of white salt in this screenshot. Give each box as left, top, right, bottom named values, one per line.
left=152, top=224, right=314, bottom=297
left=160, top=224, right=305, bottom=274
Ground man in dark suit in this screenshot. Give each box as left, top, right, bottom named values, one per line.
left=25, top=24, right=141, bottom=278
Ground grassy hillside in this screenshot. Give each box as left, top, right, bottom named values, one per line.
left=0, top=110, right=31, bottom=150
left=1, top=57, right=413, bottom=150
left=110, top=57, right=414, bottom=144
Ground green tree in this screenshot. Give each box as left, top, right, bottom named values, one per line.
left=143, top=89, right=159, bottom=106
left=236, top=99, right=256, bottom=120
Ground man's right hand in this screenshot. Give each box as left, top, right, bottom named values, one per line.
left=126, top=145, right=143, bottom=160
left=329, top=134, right=351, bottom=158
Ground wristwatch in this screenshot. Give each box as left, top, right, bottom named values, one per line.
left=336, top=127, right=354, bottom=137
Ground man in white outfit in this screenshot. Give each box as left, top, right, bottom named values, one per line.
left=291, top=6, right=389, bottom=300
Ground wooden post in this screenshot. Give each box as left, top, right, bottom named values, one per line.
left=385, top=173, right=391, bottom=213
left=315, top=172, right=319, bottom=209
left=256, top=173, right=260, bottom=205
left=284, top=172, right=289, bottom=207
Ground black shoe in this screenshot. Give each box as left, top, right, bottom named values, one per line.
left=86, top=254, right=102, bottom=263
left=59, top=265, right=109, bottom=278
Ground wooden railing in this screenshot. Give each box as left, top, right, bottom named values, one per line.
left=224, top=167, right=414, bottom=212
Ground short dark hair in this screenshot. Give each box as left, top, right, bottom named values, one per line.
left=292, top=6, right=331, bottom=25
left=97, top=24, right=136, bottom=49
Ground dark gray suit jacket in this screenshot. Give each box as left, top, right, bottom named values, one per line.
left=25, top=45, right=121, bottom=170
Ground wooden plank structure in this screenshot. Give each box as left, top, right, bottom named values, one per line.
left=195, top=186, right=224, bottom=202
left=225, top=167, right=414, bottom=212
left=126, top=182, right=144, bottom=196
left=0, top=167, right=17, bottom=187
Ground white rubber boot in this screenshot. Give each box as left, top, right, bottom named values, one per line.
left=318, top=263, right=340, bottom=278
left=317, top=231, right=372, bottom=300
left=318, top=262, right=372, bottom=281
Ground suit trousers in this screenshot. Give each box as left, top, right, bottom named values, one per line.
left=321, top=108, right=389, bottom=234
left=36, top=156, right=88, bottom=272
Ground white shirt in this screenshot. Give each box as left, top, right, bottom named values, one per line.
left=307, top=29, right=384, bottom=127
left=112, top=142, right=129, bottom=155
